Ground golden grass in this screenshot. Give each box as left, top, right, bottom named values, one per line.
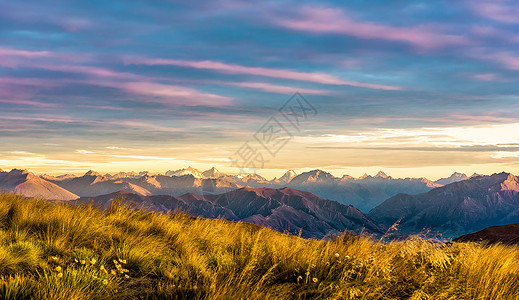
left=0, top=192, right=517, bottom=299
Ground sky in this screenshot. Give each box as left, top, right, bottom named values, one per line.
left=1, top=0, right=519, bottom=180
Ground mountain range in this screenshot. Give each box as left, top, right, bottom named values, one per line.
left=75, top=187, right=385, bottom=238
left=368, top=172, right=519, bottom=237
left=19, top=167, right=471, bottom=212
left=2, top=167, right=519, bottom=241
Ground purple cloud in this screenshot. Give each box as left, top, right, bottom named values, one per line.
left=471, top=1, right=519, bottom=24
left=275, top=6, right=470, bottom=50
left=127, top=58, right=401, bottom=90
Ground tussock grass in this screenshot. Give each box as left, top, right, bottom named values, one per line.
left=0, top=192, right=517, bottom=299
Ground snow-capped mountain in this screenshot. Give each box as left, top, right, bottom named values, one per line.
left=277, top=169, right=297, bottom=183
left=165, top=167, right=204, bottom=178
left=435, top=172, right=469, bottom=185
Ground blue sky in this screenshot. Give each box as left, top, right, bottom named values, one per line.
left=1, top=0, right=518, bottom=179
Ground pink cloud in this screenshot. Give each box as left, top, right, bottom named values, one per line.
left=0, top=47, right=53, bottom=68
left=120, top=82, right=233, bottom=106
left=0, top=48, right=51, bottom=58
left=276, top=7, right=470, bottom=49
left=0, top=53, right=233, bottom=107
left=471, top=1, right=519, bottom=24
left=0, top=77, right=61, bottom=88
left=473, top=52, right=519, bottom=71
left=470, top=73, right=504, bottom=82
left=127, top=58, right=401, bottom=90
left=0, top=99, right=55, bottom=107
left=225, top=82, right=329, bottom=95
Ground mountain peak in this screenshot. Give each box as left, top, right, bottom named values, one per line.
left=202, top=167, right=220, bottom=178
left=84, top=170, right=102, bottom=177
left=375, top=171, right=389, bottom=179
left=165, top=167, right=203, bottom=178
left=279, top=169, right=297, bottom=183
left=289, top=169, right=337, bottom=185
left=9, top=168, right=30, bottom=175
left=501, top=173, right=519, bottom=192
left=358, top=173, right=370, bottom=179
left=435, top=172, right=469, bottom=185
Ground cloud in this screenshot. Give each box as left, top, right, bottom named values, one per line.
left=127, top=58, right=401, bottom=90
left=471, top=1, right=519, bottom=24
left=274, top=6, right=470, bottom=49
left=76, top=149, right=94, bottom=154
left=120, top=82, right=233, bottom=106
left=473, top=52, right=519, bottom=71
left=470, top=73, right=504, bottom=82
left=0, top=47, right=51, bottom=58
left=0, top=99, right=55, bottom=107
left=0, top=48, right=233, bottom=107
left=212, top=81, right=330, bottom=95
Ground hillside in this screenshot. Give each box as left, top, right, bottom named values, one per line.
left=368, top=172, right=519, bottom=237
left=74, top=187, right=385, bottom=238
left=454, top=223, right=519, bottom=245
left=0, top=193, right=518, bottom=299
left=0, top=169, right=78, bottom=200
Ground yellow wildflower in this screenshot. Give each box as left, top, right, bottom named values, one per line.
left=57, top=272, right=63, bottom=278
left=80, top=260, right=86, bottom=265
left=312, top=278, right=318, bottom=283
left=55, top=266, right=62, bottom=272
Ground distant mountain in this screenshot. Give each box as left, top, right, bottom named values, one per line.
left=49, top=171, right=239, bottom=197
left=76, top=187, right=385, bottom=239
left=25, top=167, right=494, bottom=213
left=277, top=170, right=297, bottom=184
left=202, top=167, right=221, bottom=179
left=48, top=171, right=152, bottom=196
left=368, top=172, right=519, bottom=237
left=286, top=169, right=441, bottom=212
left=104, top=171, right=144, bottom=180
left=453, top=223, right=519, bottom=245
left=0, top=169, right=78, bottom=200
left=165, top=167, right=204, bottom=178
left=289, top=169, right=337, bottom=185
left=435, top=172, right=468, bottom=185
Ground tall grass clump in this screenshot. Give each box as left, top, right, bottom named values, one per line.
left=0, top=192, right=517, bottom=299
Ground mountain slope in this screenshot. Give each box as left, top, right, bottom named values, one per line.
left=48, top=171, right=152, bottom=196
left=76, top=187, right=385, bottom=238
left=0, top=169, right=78, bottom=200
left=368, top=172, right=519, bottom=237
left=453, top=223, right=519, bottom=245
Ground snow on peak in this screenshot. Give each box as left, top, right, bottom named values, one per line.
left=279, top=170, right=297, bottom=183
left=165, top=167, right=204, bottom=178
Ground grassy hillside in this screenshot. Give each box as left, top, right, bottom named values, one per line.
left=0, top=193, right=518, bottom=299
